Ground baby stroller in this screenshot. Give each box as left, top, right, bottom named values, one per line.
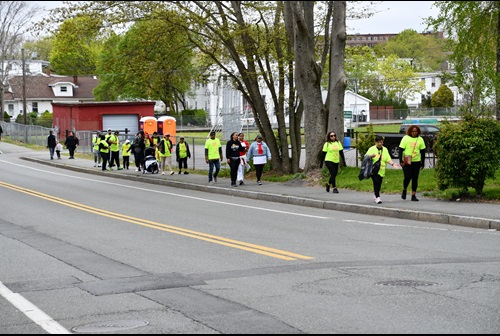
left=143, top=147, right=159, bottom=174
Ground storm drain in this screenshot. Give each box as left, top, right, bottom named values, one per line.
left=375, top=280, right=438, bottom=287
left=72, top=320, right=149, bottom=333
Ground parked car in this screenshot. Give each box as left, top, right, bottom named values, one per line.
left=378, top=124, right=440, bottom=159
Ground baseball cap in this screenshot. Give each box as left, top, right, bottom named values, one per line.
left=256, top=134, right=263, bottom=139
left=165, top=133, right=170, bottom=136
left=125, top=139, right=130, bottom=143
left=107, top=128, right=112, bottom=132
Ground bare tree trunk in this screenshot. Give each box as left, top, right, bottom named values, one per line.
left=284, top=1, right=327, bottom=173
left=496, top=1, right=500, bottom=121
left=328, top=1, right=348, bottom=147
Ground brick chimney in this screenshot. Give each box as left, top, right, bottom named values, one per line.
left=45, top=67, right=51, bottom=76
left=73, top=75, right=78, bottom=85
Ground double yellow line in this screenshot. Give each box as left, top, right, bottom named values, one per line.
left=0, top=181, right=313, bottom=261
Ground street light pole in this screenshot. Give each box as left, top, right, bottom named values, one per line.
left=22, top=48, right=28, bottom=142
left=22, top=48, right=27, bottom=125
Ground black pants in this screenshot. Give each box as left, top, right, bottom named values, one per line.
left=325, top=161, right=339, bottom=187
left=229, top=158, right=240, bottom=184
left=123, top=156, right=130, bottom=169
left=178, top=157, right=188, bottom=170
left=68, top=146, right=76, bottom=158
left=254, top=164, right=265, bottom=181
left=134, top=151, right=144, bottom=169
left=100, top=152, right=109, bottom=171
left=403, top=162, right=421, bottom=192
left=371, top=174, right=383, bottom=198
left=110, top=150, right=120, bottom=168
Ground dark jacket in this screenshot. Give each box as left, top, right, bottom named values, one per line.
left=64, top=135, right=79, bottom=149
left=358, top=154, right=373, bottom=181
left=47, top=134, right=57, bottom=148
left=226, top=139, right=244, bottom=160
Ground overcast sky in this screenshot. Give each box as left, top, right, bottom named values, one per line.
left=37, top=1, right=440, bottom=35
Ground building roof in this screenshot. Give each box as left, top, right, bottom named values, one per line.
left=3, top=74, right=99, bottom=101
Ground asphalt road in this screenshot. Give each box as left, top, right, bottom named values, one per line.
left=0, top=153, right=499, bottom=334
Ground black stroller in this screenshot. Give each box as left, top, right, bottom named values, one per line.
left=143, top=147, right=159, bottom=174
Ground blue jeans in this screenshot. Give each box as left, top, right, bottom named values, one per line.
left=208, top=159, right=220, bottom=182
left=49, top=147, right=55, bottom=159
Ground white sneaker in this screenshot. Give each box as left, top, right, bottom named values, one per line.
left=375, top=197, right=382, bottom=204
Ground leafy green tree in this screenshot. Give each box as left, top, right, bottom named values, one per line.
left=421, top=91, right=433, bottom=108
left=427, top=1, right=500, bottom=120
left=377, top=55, right=425, bottom=103
left=22, top=36, right=53, bottom=62
left=37, top=111, right=53, bottom=128
left=49, top=15, right=104, bottom=75
left=94, top=17, right=198, bottom=112
left=431, top=84, right=454, bottom=107
left=434, top=115, right=500, bottom=196
left=345, top=46, right=379, bottom=93
left=374, top=29, right=448, bottom=72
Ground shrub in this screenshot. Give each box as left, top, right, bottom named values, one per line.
left=434, top=114, right=500, bottom=196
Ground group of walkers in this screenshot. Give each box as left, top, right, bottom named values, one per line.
left=204, top=131, right=272, bottom=187
left=94, top=130, right=191, bottom=175
left=320, top=124, right=426, bottom=204
left=47, top=130, right=77, bottom=160
left=45, top=125, right=425, bottom=203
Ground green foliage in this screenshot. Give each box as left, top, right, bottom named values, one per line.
left=431, top=84, right=454, bottom=107
left=434, top=114, right=500, bottom=196
left=50, top=15, right=103, bottom=75
left=356, top=123, right=376, bottom=160
left=3, top=111, right=11, bottom=121
left=421, top=91, right=433, bottom=108
left=374, top=29, right=448, bottom=72
left=37, top=111, right=53, bottom=128
left=175, top=109, right=207, bottom=126
left=94, top=15, right=200, bottom=110
left=427, top=2, right=499, bottom=119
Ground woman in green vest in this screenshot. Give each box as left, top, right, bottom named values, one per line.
left=99, top=134, right=110, bottom=171
left=158, top=133, right=174, bottom=175
left=175, top=136, right=191, bottom=174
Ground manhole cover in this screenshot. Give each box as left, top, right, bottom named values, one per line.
left=375, top=280, right=438, bottom=287
left=72, top=320, right=149, bottom=333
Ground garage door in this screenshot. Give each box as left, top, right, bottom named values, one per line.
left=102, top=115, right=139, bottom=134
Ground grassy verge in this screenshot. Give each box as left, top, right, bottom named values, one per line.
left=4, top=137, right=499, bottom=202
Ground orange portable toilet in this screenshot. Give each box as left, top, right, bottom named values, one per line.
left=140, top=116, right=157, bottom=137
left=158, top=116, right=177, bottom=144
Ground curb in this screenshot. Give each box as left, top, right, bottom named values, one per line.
left=23, top=157, right=500, bottom=231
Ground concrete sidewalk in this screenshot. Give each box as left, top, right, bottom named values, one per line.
left=1, top=141, right=498, bottom=230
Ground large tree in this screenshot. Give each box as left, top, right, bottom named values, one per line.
left=49, top=15, right=104, bottom=75
left=428, top=1, right=500, bottom=120
left=0, top=1, right=41, bottom=121
left=94, top=17, right=198, bottom=112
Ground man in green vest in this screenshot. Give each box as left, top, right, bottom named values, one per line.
left=108, top=130, right=123, bottom=170
left=92, top=131, right=102, bottom=167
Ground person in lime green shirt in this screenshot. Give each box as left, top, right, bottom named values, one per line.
left=398, top=125, right=426, bottom=201
left=320, top=131, right=346, bottom=194
left=204, top=131, right=223, bottom=183
left=367, top=135, right=400, bottom=204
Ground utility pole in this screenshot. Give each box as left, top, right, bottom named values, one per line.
left=22, top=48, right=28, bottom=142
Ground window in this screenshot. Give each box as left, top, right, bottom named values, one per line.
left=32, top=102, right=38, bottom=113
left=8, top=104, right=14, bottom=113
left=60, top=86, right=67, bottom=92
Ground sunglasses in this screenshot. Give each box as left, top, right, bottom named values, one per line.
left=330, top=134, right=336, bottom=137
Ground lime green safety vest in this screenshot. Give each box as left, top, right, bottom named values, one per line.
left=100, top=140, right=109, bottom=154
left=92, top=136, right=100, bottom=151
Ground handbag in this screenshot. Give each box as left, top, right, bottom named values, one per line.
left=371, top=150, right=382, bottom=176
left=404, top=141, right=417, bottom=165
